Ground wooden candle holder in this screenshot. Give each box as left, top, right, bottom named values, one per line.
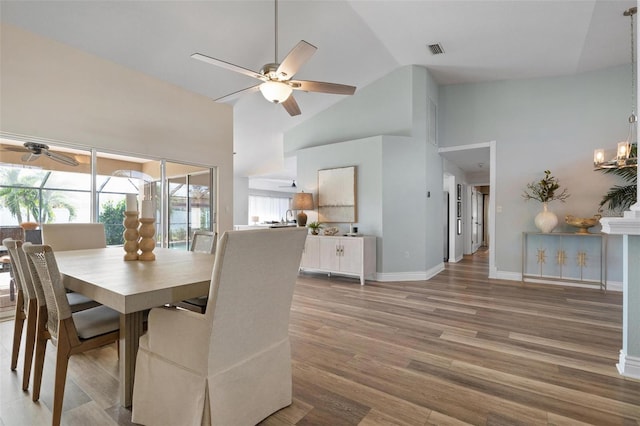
left=138, top=218, right=156, bottom=261
left=123, top=211, right=139, bottom=261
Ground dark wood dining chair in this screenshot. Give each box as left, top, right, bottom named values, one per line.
left=22, top=243, right=120, bottom=426
left=1, top=226, right=25, bottom=301
left=175, top=231, right=217, bottom=314
left=4, top=238, right=101, bottom=392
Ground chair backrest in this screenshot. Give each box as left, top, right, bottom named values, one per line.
left=22, top=244, right=73, bottom=341
left=205, top=227, right=307, bottom=373
left=0, top=226, right=24, bottom=242
left=41, top=223, right=107, bottom=251
left=18, top=241, right=47, bottom=308
left=190, top=231, right=217, bottom=254
left=3, top=238, right=39, bottom=305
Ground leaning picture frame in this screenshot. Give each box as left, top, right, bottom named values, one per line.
left=318, top=166, right=357, bottom=223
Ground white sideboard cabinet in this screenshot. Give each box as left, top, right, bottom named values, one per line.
left=300, top=235, right=376, bottom=285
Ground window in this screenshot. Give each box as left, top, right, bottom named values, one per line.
left=0, top=138, right=216, bottom=247
left=248, top=195, right=291, bottom=223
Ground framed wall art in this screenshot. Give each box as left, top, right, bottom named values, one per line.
left=318, top=166, right=357, bottom=223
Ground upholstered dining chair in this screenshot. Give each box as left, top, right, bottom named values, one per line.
left=4, top=239, right=101, bottom=392
left=23, top=243, right=120, bottom=426
left=41, top=223, right=107, bottom=251
left=175, top=231, right=218, bottom=314
left=132, top=227, right=308, bottom=426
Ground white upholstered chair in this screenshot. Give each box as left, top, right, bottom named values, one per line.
left=41, top=223, right=107, bottom=251
left=132, top=227, right=308, bottom=426
left=23, top=243, right=120, bottom=426
left=175, top=230, right=218, bottom=313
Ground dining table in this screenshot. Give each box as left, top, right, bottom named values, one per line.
left=55, top=246, right=215, bottom=407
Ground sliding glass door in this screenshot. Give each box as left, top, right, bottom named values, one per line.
left=166, top=164, right=215, bottom=250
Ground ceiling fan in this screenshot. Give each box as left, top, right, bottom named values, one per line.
left=191, top=0, right=356, bottom=116
left=3, top=142, right=79, bottom=166
left=278, top=180, right=297, bottom=189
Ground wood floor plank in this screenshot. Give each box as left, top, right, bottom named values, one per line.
left=1, top=248, right=638, bottom=425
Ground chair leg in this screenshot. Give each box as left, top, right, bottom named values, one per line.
left=10, top=290, right=25, bottom=371
left=31, top=306, right=48, bottom=402
left=9, top=268, right=15, bottom=302
left=51, top=342, right=71, bottom=426
left=22, top=299, right=38, bottom=390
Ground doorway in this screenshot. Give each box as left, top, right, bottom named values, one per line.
left=438, top=141, right=496, bottom=277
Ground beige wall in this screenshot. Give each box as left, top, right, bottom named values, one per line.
left=0, top=24, right=234, bottom=232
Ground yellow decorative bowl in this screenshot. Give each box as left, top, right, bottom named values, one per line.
left=565, top=214, right=602, bottom=234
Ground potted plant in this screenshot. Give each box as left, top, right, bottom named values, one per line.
left=522, top=170, right=570, bottom=233
left=597, top=145, right=637, bottom=214
left=307, top=221, right=323, bottom=235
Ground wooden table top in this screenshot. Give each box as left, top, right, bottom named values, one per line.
left=56, top=247, right=215, bottom=313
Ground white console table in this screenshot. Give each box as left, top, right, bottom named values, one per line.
left=521, top=232, right=607, bottom=290
left=299, top=235, right=376, bottom=285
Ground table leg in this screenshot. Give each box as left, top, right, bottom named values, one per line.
left=119, top=311, right=144, bottom=407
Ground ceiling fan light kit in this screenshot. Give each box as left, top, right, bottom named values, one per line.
left=259, top=81, right=292, bottom=103
left=191, top=0, right=355, bottom=116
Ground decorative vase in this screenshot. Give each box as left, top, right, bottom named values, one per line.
left=534, top=202, right=558, bottom=233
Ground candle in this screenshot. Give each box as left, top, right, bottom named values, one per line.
left=126, top=194, right=138, bottom=212
left=141, top=200, right=154, bottom=219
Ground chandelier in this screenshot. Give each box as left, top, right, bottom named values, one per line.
left=594, top=7, right=638, bottom=169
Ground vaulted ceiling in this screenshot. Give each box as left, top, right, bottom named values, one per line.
left=0, top=0, right=634, bottom=182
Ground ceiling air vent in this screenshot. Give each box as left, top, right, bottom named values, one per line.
left=428, top=43, right=444, bottom=55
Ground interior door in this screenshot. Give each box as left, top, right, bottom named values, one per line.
left=471, top=187, right=484, bottom=252
left=471, top=187, right=479, bottom=252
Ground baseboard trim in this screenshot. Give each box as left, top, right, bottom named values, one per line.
left=617, top=351, right=640, bottom=379
left=493, top=270, right=622, bottom=292
left=376, top=263, right=445, bottom=282
left=494, top=270, right=521, bottom=281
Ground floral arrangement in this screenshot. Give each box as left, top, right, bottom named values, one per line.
left=522, top=170, right=570, bottom=203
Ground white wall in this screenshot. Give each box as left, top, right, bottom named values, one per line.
left=233, top=177, right=249, bottom=226
left=290, top=66, right=444, bottom=280
left=0, top=24, right=234, bottom=232
left=439, top=65, right=628, bottom=283
left=284, top=66, right=414, bottom=155
left=296, top=136, right=383, bottom=263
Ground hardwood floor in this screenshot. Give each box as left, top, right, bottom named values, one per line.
left=1, top=250, right=638, bottom=425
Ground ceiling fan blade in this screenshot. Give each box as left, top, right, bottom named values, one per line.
left=276, top=40, right=317, bottom=80
left=191, top=53, right=265, bottom=81
left=290, top=80, right=356, bottom=95
left=21, top=153, right=39, bottom=162
left=45, top=150, right=79, bottom=166
left=281, top=95, right=301, bottom=117
left=215, top=84, right=261, bottom=103
left=3, top=146, right=29, bottom=153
